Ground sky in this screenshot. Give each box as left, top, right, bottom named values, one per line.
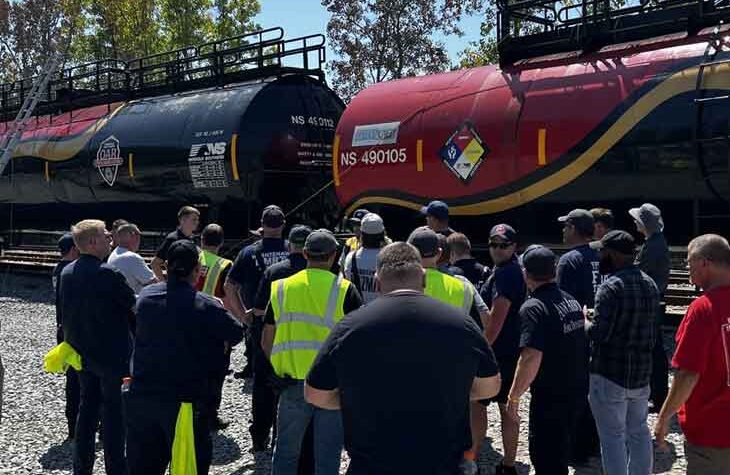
left=254, top=0, right=485, bottom=74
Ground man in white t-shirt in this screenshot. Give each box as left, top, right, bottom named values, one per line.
left=344, top=213, right=386, bottom=304
left=108, top=223, right=156, bottom=294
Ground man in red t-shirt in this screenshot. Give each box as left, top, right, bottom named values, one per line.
left=654, top=234, right=730, bottom=474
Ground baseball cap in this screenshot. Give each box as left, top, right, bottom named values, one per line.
left=167, top=240, right=200, bottom=276
left=489, top=224, right=517, bottom=242
left=360, top=213, right=385, bottom=235
left=590, top=229, right=636, bottom=255
left=304, top=229, right=338, bottom=257
left=348, top=208, right=370, bottom=224
left=288, top=225, right=312, bottom=247
left=58, top=233, right=75, bottom=254
left=420, top=200, right=449, bottom=221
left=407, top=226, right=440, bottom=258
left=558, top=209, right=595, bottom=235
left=629, top=203, right=664, bottom=233
left=521, top=245, right=556, bottom=278
left=261, top=205, right=285, bottom=228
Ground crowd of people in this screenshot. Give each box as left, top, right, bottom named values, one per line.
left=48, top=200, right=730, bottom=475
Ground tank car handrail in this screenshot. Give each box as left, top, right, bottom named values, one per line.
left=197, top=26, right=285, bottom=53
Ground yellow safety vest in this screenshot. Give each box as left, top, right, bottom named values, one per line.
left=199, top=250, right=232, bottom=296
left=425, top=268, right=474, bottom=314
left=270, top=268, right=351, bottom=379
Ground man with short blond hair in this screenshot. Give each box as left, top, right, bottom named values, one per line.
left=61, top=219, right=136, bottom=475
left=655, top=234, right=730, bottom=475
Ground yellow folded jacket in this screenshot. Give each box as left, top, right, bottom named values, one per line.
left=171, top=402, right=197, bottom=475
left=43, top=342, right=83, bottom=373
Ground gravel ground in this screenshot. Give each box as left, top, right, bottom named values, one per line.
left=0, top=274, right=688, bottom=474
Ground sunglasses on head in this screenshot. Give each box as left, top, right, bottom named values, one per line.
left=488, top=242, right=513, bottom=249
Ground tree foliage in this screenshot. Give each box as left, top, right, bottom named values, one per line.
left=322, top=0, right=484, bottom=101
left=0, top=0, right=261, bottom=82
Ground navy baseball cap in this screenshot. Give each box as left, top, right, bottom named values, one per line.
left=521, top=244, right=556, bottom=278
left=407, top=226, right=440, bottom=258
left=288, top=225, right=312, bottom=247
left=58, top=233, right=75, bottom=254
left=590, top=229, right=636, bottom=255
left=167, top=240, right=200, bottom=276
left=420, top=200, right=449, bottom=221
left=261, top=205, right=285, bottom=228
left=490, top=224, right=517, bottom=242
left=348, top=209, right=370, bottom=224
left=304, top=229, right=338, bottom=257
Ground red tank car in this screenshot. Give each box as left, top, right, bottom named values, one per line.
left=334, top=27, right=730, bottom=240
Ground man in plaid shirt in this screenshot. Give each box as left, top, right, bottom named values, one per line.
left=586, top=230, right=660, bottom=475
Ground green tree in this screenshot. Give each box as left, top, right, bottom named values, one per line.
left=159, top=0, right=213, bottom=50
left=323, top=0, right=484, bottom=101
left=214, top=0, right=261, bottom=40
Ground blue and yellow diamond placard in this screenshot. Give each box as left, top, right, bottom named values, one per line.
left=438, top=123, right=489, bottom=183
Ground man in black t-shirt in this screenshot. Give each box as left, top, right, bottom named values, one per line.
left=506, top=245, right=588, bottom=475
left=556, top=208, right=601, bottom=308
left=150, top=206, right=200, bottom=281
left=305, top=242, right=501, bottom=475
left=478, top=224, right=526, bottom=475
left=448, top=232, right=490, bottom=288
left=52, top=232, right=80, bottom=440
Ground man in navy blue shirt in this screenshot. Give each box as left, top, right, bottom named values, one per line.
left=557, top=209, right=601, bottom=308
left=60, top=220, right=136, bottom=475
left=478, top=224, right=526, bottom=475
left=226, top=205, right=289, bottom=379
left=556, top=209, right=601, bottom=464
left=126, top=240, right=245, bottom=474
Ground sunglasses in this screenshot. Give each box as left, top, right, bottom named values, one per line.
left=488, top=242, right=513, bottom=249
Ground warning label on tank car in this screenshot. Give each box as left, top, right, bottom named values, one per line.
left=297, top=141, right=333, bottom=167
left=188, top=142, right=228, bottom=188
left=439, top=123, right=488, bottom=183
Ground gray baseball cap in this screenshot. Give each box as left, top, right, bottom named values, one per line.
left=407, top=226, right=439, bottom=258
left=304, top=229, right=338, bottom=257
left=558, top=209, right=595, bottom=235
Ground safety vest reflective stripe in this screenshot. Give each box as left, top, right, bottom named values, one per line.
left=271, top=340, right=325, bottom=354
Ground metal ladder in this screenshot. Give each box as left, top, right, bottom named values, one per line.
left=0, top=53, right=63, bottom=178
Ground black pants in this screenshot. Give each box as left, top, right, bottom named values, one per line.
left=74, top=369, right=126, bottom=475
left=126, top=394, right=213, bottom=475
left=650, top=306, right=669, bottom=408
left=250, top=321, right=279, bottom=448
left=243, top=326, right=254, bottom=371
left=65, top=368, right=80, bottom=438
left=530, top=395, right=584, bottom=475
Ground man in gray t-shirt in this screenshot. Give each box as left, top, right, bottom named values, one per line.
left=344, top=213, right=386, bottom=304
left=108, top=223, right=156, bottom=295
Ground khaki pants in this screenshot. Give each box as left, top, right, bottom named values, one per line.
left=686, top=442, right=730, bottom=475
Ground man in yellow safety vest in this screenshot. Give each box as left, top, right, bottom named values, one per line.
left=262, top=229, right=363, bottom=475
left=195, top=223, right=234, bottom=430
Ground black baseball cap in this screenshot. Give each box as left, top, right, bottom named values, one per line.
left=521, top=244, right=556, bottom=278
left=261, top=205, right=285, bottom=228
left=288, top=225, right=312, bottom=247
left=167, top=240, right=200, bottom=276
left=420, top=200, right=449, bottom=221
left=489, top=224, right=517, bottom=242
left=407, top=226, right=440, bottom=258
left=558, top=209, right=595, bottom=235
left=348, top=209, right=370, bottom=224
left=304, top=229, right=338, bottom=257
left=590, top=229, right=636, bottom=255
left=58, top=233, right=75, bottom=254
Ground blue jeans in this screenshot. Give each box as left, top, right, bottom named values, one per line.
left=588, top=373, right=652, bottom=475
left=272, top=381, right=343, bottom=475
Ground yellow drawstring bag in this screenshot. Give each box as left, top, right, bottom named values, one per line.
left=43, top=342, right=83, bottom=373
left=170, top=402, right=197, bottom=475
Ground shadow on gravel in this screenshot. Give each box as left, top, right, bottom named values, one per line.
left=654, top=440, right=678, bottom=473
left=476, top=437, right=531, bottom=474
left=0, top=273, right=53, bottom=304
left=38, top=438, right=73, bottom=470
left=228, top=450, right=270, bottom=475
left=212, top=432, right=242, bottom=465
